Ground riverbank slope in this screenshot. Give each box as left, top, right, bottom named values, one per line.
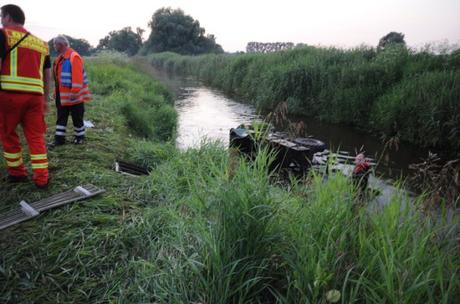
left=0, top=55, right=458, bottom=303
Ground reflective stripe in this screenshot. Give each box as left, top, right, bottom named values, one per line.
left=0, top=29, right=48, bottom=94
left=56, top=125, right=66, bottom=130
left=60, top=88, right=89, bottom=97
left=3, top=151, right=21, bottom=158
left=39, top=53, right=45, bottom=80
left=31, top=154, right=47, bottom=161
left=55, top=131, right=66, bottom=136
left=75, top=131, right=85, bottom=136
left=74, top=126, right=85, bottom=131
left=0, top=75, right=44, bottom=86
left=32, top=162, right=48, bottom=169
left=10, top=48, right=18, bottom=76
left=1, top=38, right=45, bottom=94
left=0, top=82, right=44, bottom=93
left=7, top=159, right=23, bottom=167
left=58, top=55, right=92, bottom=105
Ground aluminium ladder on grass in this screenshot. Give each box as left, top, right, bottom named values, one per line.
left=0, top=184, right=105, bottom=231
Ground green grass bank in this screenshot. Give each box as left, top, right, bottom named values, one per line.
left=150, top=46, right=460, bottom=155
left=0, top=55, right=458, bottom=303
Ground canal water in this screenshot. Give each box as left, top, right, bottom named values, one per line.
left=145, top=65, right=427, bottom=183
left=175, top=87, right=260, bottom=150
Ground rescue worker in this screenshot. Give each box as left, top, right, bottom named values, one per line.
left=352, top=153, right=371, bottom=193
left=52, top=35, right=91, bottom=146
left=0, top=4, right=51, bottom=188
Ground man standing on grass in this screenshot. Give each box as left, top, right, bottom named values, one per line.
left=52, top=35, right=92, bottom=146
left=0, top=4, right=51, bottom=189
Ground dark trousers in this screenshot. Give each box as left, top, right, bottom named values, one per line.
left=55, top=98, right=85, bottom=143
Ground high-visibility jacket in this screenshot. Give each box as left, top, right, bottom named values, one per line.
left=0, top=26, right=49, bottom=95
left=54, top=48, right=92, bottom=106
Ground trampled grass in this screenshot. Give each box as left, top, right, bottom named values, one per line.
left=0, top=54, right=458, bottom=303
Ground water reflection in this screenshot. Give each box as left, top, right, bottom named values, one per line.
left=144, top=64, right=427, bottom=182
left=175, top=87, right=260, bottom=149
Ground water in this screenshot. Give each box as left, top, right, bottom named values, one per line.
left=136, top=64, right=260, bottom=149
left=137, top=63, right=432, bottom=205
left=146, top=67, right=427, bottom=180
left=175, top=87, right=260, bottom=149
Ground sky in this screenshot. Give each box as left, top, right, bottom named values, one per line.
left=6, top=0, right=460, bottom=52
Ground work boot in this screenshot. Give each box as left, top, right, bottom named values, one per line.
left=33, top=167, right=49, bottom=190
left=51, top=135, right=66, bottom=147
left=7, top=175, right=28, bottom=183
left=73, top=137, right=85, bottom=145
left=34, top=176, right=49, bottom=190
left=48, top=140, right=65, bottom=149
left=35, top=182, right=49, bottom=190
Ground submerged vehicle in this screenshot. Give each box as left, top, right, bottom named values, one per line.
left=229, top=124, right=375, bottom=190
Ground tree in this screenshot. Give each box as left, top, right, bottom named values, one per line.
left=97, top=27, right=144, bottom=56
left=142, top=7, right=223, bottom=55
left=378, top=32, right=406, bottom=51
left=48, top=35, right=93, bottom=57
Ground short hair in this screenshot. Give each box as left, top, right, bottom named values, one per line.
left=53, top=35, right=70, bottom=47
left=1, top=4, right=25, bottom=25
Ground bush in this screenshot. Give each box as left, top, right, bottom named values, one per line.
left=372, top=70, right=460, bottom=151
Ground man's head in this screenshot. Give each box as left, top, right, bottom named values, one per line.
left=354, top=153, right=366, bottom=165
left=1, top=4, right=25, bottom=27
left=53, top=35, right=70, bottom=54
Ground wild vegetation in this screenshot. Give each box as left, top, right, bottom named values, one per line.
left=0, top=54, right=458, bottom=303
left=141, top=7, right=224, bottom=55
left=150, top=45, right=460, bottom=155
left=97, top=27, right=145, bottom=56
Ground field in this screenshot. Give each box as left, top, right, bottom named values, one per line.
left=150, top=46, right=460, bottom=156
left=0, top=55, right=458, bottom=303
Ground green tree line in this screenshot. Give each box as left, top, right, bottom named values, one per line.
left=48, top=7, right=223, bottom=57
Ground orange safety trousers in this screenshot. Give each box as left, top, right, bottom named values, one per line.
left=0, top=91, right=48, bottom=186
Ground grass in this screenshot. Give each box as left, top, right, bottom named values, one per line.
left=149, top=46, right=460, bottom=155
left=0, top=54, right=458, bottom=303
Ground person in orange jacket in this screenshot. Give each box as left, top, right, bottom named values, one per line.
left=0, top=4, right=51, bottom=188
left=52, top=35, right=92, bottom=146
